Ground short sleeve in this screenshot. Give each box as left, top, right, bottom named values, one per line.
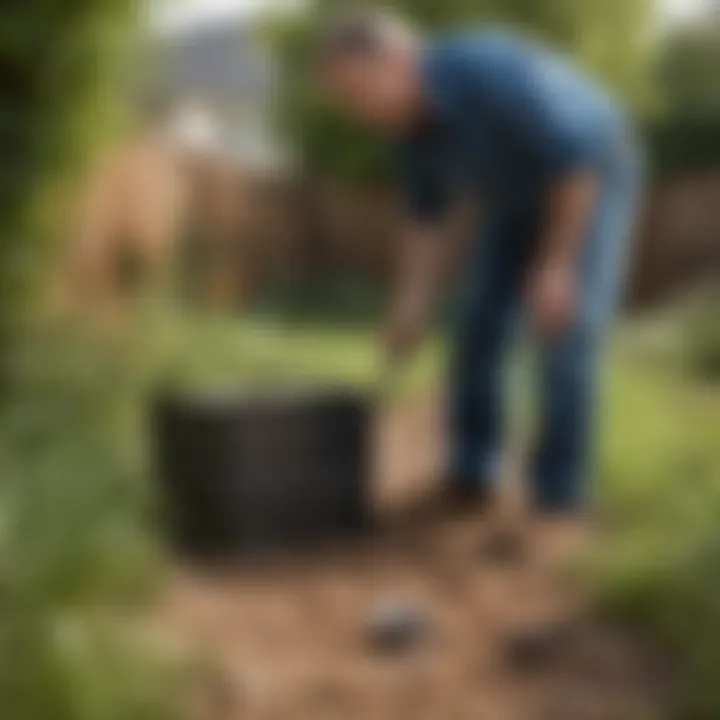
left=443, top=34, right=613, bottom=178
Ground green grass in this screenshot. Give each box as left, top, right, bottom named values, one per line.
left=595, top=319, right=720, bottom=719
left=155, top=311, right=441, bottom=396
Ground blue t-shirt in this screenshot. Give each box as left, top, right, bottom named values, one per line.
left=398, top=29, right=626, bottom=221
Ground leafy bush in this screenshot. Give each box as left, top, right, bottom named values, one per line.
left=681, top=293, right=720, bottom=382
left=0, top=614, right=181, bottom=720
left=647, top=115, right=720, bottom=175
left=0, top=317, right=182, bottom=719
left=597, top=326, right=720, bottom=718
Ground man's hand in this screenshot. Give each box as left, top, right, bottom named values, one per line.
left=381, top=298, right=428, bottom=363
left=526, top=259, right=577, bottom=336
left=529, top=171, right=598, bottom=336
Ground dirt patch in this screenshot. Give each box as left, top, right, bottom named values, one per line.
left=157, top=398, right=664, bottom=720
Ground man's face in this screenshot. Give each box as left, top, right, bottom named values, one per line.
left=322, top=49, right=421, bottom=130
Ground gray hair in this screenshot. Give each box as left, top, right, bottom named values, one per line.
left=316, top=7, right=415, bottom=65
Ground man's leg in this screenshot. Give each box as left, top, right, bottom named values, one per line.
left=533, top=151, right=642, bottom=515
left=501, top=154, right=642, bottom=663
left=449, top=210, right=534, bottom=492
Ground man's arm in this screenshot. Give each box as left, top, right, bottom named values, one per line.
left=452, top=39, right=609, bottom=333
left=382, top=221, right=446, bottom=361
left=539, top=172, right=599, bottom=268
left=527, top=172, right=599, bottom=335
left=386, top=135, right=456, bottom=361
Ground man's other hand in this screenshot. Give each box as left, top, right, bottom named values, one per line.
left=381, top=300, right=428, bottom=363
left=527, top=260, right=578, bottom=336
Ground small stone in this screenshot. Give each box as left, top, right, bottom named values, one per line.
left=365, top=601, right=434, bottom=656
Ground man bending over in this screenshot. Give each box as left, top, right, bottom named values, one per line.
left=317, top=9, right=641, bottom=558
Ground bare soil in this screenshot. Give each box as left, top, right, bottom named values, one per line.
left=158, top=398, right=664, bottom=720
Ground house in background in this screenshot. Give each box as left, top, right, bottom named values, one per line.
left=152, top=20, right=289, bottom=172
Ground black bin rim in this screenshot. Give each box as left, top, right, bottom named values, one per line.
left=154, top=383, right=377, bottom=416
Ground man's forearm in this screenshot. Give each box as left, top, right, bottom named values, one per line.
left=394, top=223, right=444, bottom=314
left=538, top=172, right=599, bottom=267
left=382, top=223, right=445, bottom=361
left=527, top=171, right=600, bottom=335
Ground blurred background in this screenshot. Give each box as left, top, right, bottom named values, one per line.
left=1, top=1, right=719, bottom=718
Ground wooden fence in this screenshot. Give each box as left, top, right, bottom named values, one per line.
left=57, top=131, right=720, bottom=314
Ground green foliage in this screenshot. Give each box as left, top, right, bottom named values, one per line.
left=0, top=1, right=139, bottom=395
left=682, top=292, right=720, bottom=382
left=1, top=614, right=181, bottom=720
left=657, top=22, right=720, bottom=119
left=0, top=332, right=159, bottom=609
left=646, top=19, right=720, bottom=173
left=139, top=301, right=439, bottom=396
left=0, top=303, right=440, bottom=713
left=267, top=10, right=394, bottom=186
left=0, top=320, right=181, bottom=719
left=646, top=115, right=720, bottom=173
left=596, top=319, right=720, bottom=719
left=269, top=0, right=653, bottom=186
left=0, top=5, right=193, bottom=717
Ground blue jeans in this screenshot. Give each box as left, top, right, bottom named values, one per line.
left=449, top=146, right=642, bottom=513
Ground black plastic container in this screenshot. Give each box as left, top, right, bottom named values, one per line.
left=153, top=388, right=373, bottom=557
